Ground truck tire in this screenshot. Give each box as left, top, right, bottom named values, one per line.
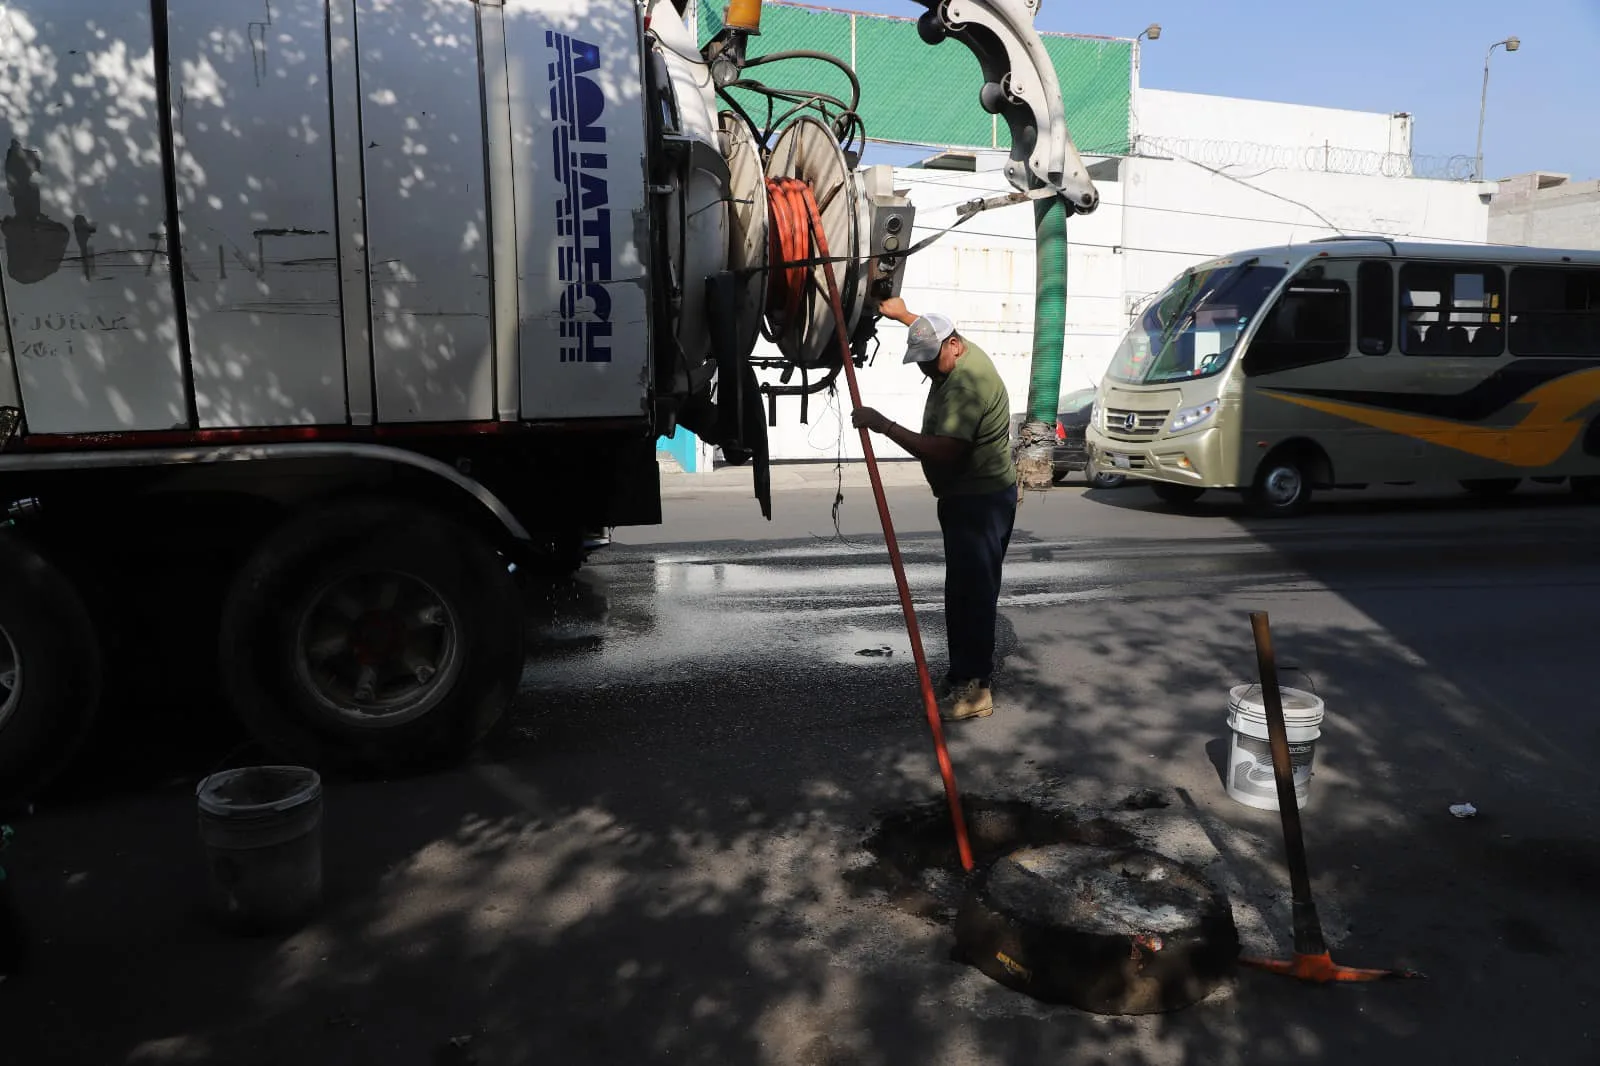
left=0, top=533, right=103, bottom=808
left=217, top=499, right=524, bottom=772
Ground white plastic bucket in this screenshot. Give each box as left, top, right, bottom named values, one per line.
left=197, top=766, right=323, bottom=932
left=1225, top=684, right=1324, bottom=811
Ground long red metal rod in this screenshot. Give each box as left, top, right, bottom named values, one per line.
left=770, top=176, right=974, bottom=872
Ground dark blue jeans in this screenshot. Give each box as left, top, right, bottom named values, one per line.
left=937, top=482, right=1017, bottom=688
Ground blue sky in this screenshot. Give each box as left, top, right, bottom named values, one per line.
left=834, top=0, right=1599, bottom=182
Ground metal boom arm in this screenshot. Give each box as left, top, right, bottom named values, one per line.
left=908, top=0, right=1098, bottom=212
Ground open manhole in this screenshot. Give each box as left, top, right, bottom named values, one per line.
left=847, top=794, right=1140, bottom=924
left=848, top=793, right=1240, bottom=1015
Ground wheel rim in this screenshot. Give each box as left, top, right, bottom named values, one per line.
left=1262, top=466, right=1303, bottom=507
left=0, top=625, right=19, bottom=731
left=292, top=570, right=463, bottom=729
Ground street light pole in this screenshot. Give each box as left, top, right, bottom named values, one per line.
left=1134, top=22, right=1161, bottom=74
left=1475, top=35, right=1520, bottom=182
left=1132, top=24, right=1160, bottom=153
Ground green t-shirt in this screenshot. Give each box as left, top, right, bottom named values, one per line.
left=919, top=340, right=1017, bottom=498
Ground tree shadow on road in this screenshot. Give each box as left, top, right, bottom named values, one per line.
left=8, top=508, right=1600, bottom=1066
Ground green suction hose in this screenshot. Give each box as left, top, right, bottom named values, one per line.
left=1017, top=191, right=1068, bottom=489
left=1026, top=193, right=1068, bottom=422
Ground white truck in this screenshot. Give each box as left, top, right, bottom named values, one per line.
left=0, top=0, right=1098, bottom=802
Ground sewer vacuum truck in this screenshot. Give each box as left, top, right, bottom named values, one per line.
left=0, top=0, right=1098, bottom=802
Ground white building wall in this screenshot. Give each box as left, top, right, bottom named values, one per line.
left=758, top=91, right=1493, bottom=463
left=1134, top=87, right=1413, bottom=162
left=1120, top=155, right=1490, bottom=304
left=1490, top=172, right=1600, bottom=249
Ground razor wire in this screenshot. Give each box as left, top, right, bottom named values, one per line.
left=1132, top=135, right=1478, bottom=182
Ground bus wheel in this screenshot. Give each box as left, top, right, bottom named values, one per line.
left=1247, top=454, right=1314, bottom=518
left=1571, top=476, right=1600, bottom=502
left=0, top=533, right=103, bottom=809
left=217, top=498, right=525, bottom=772
left=1151, top=483, right=1205, bottom=508
left=1461, top=478, right=1520, bottom=499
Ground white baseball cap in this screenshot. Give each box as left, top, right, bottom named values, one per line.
left=903, top=312, right=956, bottom=364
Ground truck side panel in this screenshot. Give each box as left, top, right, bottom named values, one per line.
left=0, top=264, right=16, bottom=412
left=1, top=0, right=660, bottom=436
left=478, top=0, right=523, bottom=423
left=0, top=2, right=189, bottom=434
left=169, top=0, right=349, bottom=428
left=329, top=0, right=376, bottom=425
left=358, top=0, right=495, bottom=424
left=508, top=0, right=651, bottom=420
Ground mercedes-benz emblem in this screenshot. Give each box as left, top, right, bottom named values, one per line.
left=1123, top=412, right=1138, bottom=431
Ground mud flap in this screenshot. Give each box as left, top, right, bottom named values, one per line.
left=743, top=362, right=771, bottom=519
left=692, top=271, right=771, bottom=519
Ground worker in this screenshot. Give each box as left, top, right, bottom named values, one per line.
left=851, top=296, right=1018, bottom=722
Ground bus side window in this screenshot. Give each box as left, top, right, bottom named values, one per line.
left=1356, top=261, right=1393, bottom=355
left=1400, top=263, right=1505, bottom=356
left=1242, top=280, right=1352, bottom=375
left=1509, top=266, right=1600, bottom=357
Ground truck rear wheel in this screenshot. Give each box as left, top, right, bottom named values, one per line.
left=217, top=499, right=524, bottom=772
left=0, top=534, right=103, bottom=808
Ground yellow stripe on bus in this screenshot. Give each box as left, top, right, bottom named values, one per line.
left=1259, top=366, right=1600, bottom=469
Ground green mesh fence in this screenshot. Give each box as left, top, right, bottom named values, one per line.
left=696, top=0, right=1132, bottom=155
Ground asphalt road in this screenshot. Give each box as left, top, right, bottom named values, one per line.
left=6, top=470, right=1600, bottom=1065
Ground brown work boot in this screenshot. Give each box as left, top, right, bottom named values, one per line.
left=941, top=679, right=994, bottom=722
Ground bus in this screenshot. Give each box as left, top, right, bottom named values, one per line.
left=1083, top=238, right=1600, bottom=517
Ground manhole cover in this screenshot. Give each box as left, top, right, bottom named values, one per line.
left=954, top=843, right=1239, bottom=1014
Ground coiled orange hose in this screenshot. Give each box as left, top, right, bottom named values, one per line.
left=765, top=176, right=975, bottom=873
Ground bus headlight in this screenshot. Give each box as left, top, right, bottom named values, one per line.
left=1169, top=400, right=1219, bottom=433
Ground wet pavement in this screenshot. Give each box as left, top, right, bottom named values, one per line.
left=6, top=474, right=1600, bottom=1064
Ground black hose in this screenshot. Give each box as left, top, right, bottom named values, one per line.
left=740, top=49, right=861, bottom=112
left=716, top=87, right=767, bottom=149
left=754, top=93, right=852, bottom=142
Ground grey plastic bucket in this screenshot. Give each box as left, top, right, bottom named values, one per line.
left=196, top=765, right=323, bottom=932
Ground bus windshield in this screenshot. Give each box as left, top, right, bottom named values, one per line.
left=1106, top=260, right=1287, bottom=385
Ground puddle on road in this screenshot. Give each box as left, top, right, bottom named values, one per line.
left=827, top=628, right=915, bottom=666
left=518, top=545, right=1136, bottom=691
left=519, top=562, right=933, bottom=689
